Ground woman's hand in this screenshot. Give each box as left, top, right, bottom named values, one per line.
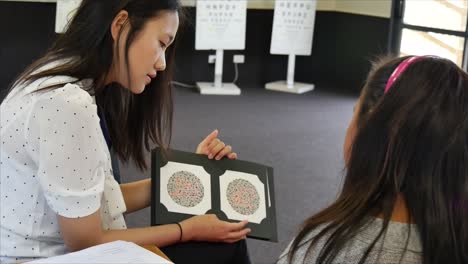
left=180, top=214, right=251, bottom=243
left=196, top=129, right=238, bottom=160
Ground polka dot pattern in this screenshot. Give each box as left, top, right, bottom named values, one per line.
left=167, top=171, right=204, bottom=207
left=226, top=179, right=260, bottom=215
left=0, top=76, right=127, bottom=262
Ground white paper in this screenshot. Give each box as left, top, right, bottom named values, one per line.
left=195, top=0, right=247, bottom=50
left=55, top=0, right=82, bottom=33
left=270, top=0, right=317, bottom=55
left=160, top=161, right=212, bottom=215
left=219, top=170, right=266, bottom=224
left=28, top=241, right=173, bottom=264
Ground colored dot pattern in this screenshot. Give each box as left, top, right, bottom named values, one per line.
left=167, top=171, right=204, bottom=207
left=226, top=179, right=260, bottom=215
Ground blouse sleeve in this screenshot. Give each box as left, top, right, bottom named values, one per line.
left=29, top=83, right=109, bottom=218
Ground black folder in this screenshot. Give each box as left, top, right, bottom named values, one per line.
left=150, top=148, right=277, bottom=242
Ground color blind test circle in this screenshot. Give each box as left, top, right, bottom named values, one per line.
left=167, top=171, right=205, bottom=207
left=226, top=179, right=260, bottom=215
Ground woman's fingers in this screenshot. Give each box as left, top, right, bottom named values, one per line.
left=196, top=130, right=239, bottom=160
left=195, top=129, right=218, bottom=155
left=214, top=145, right=232, bottom=160
left=226, top=228, right=251, bottom=240
left=207, top=140, right=225, bottom=159
left=228, top=152, right=237, bottom=160
left=228, top=220, right=249, bottom=230
left=224, top=236, right=247, bottom=244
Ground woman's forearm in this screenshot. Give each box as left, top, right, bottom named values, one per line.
left=59, top=207, right=193, bottom=252
left=120, top=178, right=152, bottom=214
left=101, top=223, right=185, bottom=248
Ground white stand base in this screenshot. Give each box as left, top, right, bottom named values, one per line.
left=265, top=81, right=315, bottom=94
left=196, top=82, right=241, bottom=95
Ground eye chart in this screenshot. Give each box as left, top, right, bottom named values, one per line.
left=56, top=0, right=82, bottom=33
left=151, top=148, right=277, bottom=242
left=270, top=0, right=317, bottom=55
left=195, top=0, right=247, bottom=50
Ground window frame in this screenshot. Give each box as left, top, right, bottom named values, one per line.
left=388, top=0, right=468, bottom=70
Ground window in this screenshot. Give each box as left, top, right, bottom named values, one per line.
left=389, top=0, right=468, bottom=69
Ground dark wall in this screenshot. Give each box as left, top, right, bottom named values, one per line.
left=0, top=2, right=57, bottom=99
left=330, top=11, right=390, bottom=90
left=172, top=8, right=391, bottom=92
left=0, top=3, right=390, bottom=97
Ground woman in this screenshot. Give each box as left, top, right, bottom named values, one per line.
left=0, top=0, right=250, bottom=263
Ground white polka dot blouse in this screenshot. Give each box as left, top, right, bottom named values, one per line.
left=0, top=75, right=127, bottom=263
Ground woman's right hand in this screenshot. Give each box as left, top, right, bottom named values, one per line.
left=180, top=214, right=251, bottom=243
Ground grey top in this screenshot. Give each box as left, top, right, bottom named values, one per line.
left=277, top=218, right=422, bottom=264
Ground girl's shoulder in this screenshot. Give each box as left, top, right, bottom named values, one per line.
left=2, top=75, right=96, bottom=129
left=5, top=74, right=92, bottom=100
left=34, top=77, right=95, bottom=106
left=31, top=78, right=98, bottom=126
left=277, top=219, right=422, bottom=264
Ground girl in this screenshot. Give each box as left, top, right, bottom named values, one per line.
left=0, top=0, right=251, bottom=263
left=277, top=55, right=468, bottom=264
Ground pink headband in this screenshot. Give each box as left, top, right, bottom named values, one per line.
left=384, top=56, right=426, bottom=94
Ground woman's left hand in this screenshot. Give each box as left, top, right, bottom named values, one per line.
left=196, top=129, right=238, bottom=160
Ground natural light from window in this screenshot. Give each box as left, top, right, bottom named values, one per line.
left=400, top=0, right=467, bottom=66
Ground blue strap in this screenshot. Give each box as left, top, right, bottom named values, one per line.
left=97, top=108, right=121, bottom=183
left=97, top=109, right=112, bottom=150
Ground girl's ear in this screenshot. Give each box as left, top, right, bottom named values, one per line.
left=110, top=10, right=129, bottom=42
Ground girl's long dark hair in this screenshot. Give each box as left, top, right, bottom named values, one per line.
left=288, top=56, right=468, bottom=263
left=7, top=0, right=184, bottom=170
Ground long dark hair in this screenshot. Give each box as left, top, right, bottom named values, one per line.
left=8, top=0, right=184, bottom=170
left=288, top=56, right=468, bottom=263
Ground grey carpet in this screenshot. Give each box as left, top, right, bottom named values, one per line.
left=119, top=86, right=356, bottom=264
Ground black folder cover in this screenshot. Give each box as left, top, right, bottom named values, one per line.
left=150, top=148, right=277, bottom=242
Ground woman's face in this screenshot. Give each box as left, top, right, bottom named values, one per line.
left=343, top=96, right=362, bottom=165
left=110, top=10, right=179, bottom=94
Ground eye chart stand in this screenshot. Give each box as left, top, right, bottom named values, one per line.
left=197, top=49, right=241, bottom=95
left=195, top=0, right=247, bottom=95
left=265, top=54, right=314, bottom=94
left=265, top=0, right=317, bottom=94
